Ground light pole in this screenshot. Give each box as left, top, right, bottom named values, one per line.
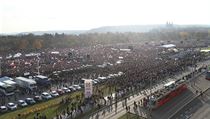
left=0, top=60, right=1, bottom=77
left=37, top=55, right=40, bottom=75
left=150, top=78, right=152, bottom=95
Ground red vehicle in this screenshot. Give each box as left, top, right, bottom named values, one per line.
left=206, top=71, right=210, bottom=80
left=147, top=80, right=187, bottom=109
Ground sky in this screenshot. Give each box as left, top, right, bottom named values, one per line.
left=0, top=0, right=210, bottom=33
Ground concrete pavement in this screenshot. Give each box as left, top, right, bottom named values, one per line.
left=170, top=75, right=210, bottom=119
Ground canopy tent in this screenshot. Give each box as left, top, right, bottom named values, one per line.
left=160, top=44, right=176, bottom=48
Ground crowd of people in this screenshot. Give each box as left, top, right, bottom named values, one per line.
left=0, top=41, right=207, bottom=119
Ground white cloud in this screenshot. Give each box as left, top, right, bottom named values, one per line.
left=1, top=0, right=210, bottom=33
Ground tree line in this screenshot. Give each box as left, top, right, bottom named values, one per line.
left=0, top=27, right=209, bottom=54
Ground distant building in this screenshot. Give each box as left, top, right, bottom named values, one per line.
left=166, top=21, right=173, bottom=28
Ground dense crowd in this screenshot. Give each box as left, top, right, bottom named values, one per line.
left=0, top=42, right=205, bottom=89
left=0, top=42, right=207, bottom=119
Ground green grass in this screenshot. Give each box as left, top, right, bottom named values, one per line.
left=0, top=91, right=82, bottom=119
left=0, top=84, right=116, bottom=119
left=118, top=112, right=145, bottom=119
left=201, top=47, right=210, bottom=50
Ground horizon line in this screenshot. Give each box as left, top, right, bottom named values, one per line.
left=1, top=24, right=210, bottom=35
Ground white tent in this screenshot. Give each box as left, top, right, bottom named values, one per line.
left=160, top=44, right=176, bottom=48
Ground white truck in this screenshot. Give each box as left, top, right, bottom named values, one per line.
left=15, top=77, right=37, bottom=90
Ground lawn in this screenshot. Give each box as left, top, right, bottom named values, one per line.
left=0, top=91, right=81, bottom=119
left=0, top=84, right=116, bottom=119
left=200, top=47, right=210, bottom=52
left=201, top=47, right=210, bottom=50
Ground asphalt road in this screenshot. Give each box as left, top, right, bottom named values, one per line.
left=151, top=89, right=195, bottom=119
left=162, top=72, right=210, bottom=119
left=151, top=61, right=210, bottom=119
left=190, top=89, right=210, bottom=119
left=171, top=86, right=210, bottom=119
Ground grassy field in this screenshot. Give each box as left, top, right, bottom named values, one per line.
left=0, top=84, right=116, bottom=119
left=0, top=91, right=81, bottom=119
left=118, top=112, right=146, bottom=119
left=201, top=47, right=210, bottom=50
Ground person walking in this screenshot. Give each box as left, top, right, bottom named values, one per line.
left=115, top=101, right=118, bottom=113
left=128, top=106, right=130, bottom=112
left=126, top=106, right=128, bottom=112
left=122, top=101, right=125, bottom=108
left=102, top=109, right=106, bottom=117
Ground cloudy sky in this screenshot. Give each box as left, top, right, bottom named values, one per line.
left=1, top=0, right=210, bottom=33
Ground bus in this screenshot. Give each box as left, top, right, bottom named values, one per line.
left=33, top=75, right=51, bottom=86
left=15, top=77, right=37, bottom=90
left=0, top=82, right=15, bottom=96
left=3, top=80, right=17, bottom=89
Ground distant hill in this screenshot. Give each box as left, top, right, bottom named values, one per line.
left=87, top=25, right=165, bottom=33
left=87, top=24, right=210, bottom=33
left=19, top=25, right=166, bottom=35
left=1, top=24, right=210, bottom=35
left=18, top=30, right=87, bottom=35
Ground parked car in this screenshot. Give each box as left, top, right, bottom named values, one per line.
left=68, top=86, right=76, bottom=92
left=41, top=92, right=52, bottom=100
left=62, top=87, right=71, bottom=93
left=79, top=84, right=84, bottom=88
left=18, top=100, right=28, bottom=107
left=7, top=103, right=17, bottom=110
left=25, top=98, right=36, bottom=105
left=92, top=80, right=98, bottom=85
left=57, top=89, right=65, bottom=95
left=98, top=77, right=107, bottom=82
left=93, top=79, right=100, bottom=83
left=73, top=85, right=82, bottom=90
left=50, top=91, right=59, bottom=97
left=34, top=95, right=42, bottom=102
left=0, top=106, right=8, bottom=113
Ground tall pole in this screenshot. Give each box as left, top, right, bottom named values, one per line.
left=0, top=60, right=2, bottom=77
left=38, top=60, right=40, bottom=75
left=150, top=78, right=152, bottom=95
left=37, top=55, right=40, bottom=75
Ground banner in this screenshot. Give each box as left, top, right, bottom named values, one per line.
left=84, top=79, right=93, bottom=98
